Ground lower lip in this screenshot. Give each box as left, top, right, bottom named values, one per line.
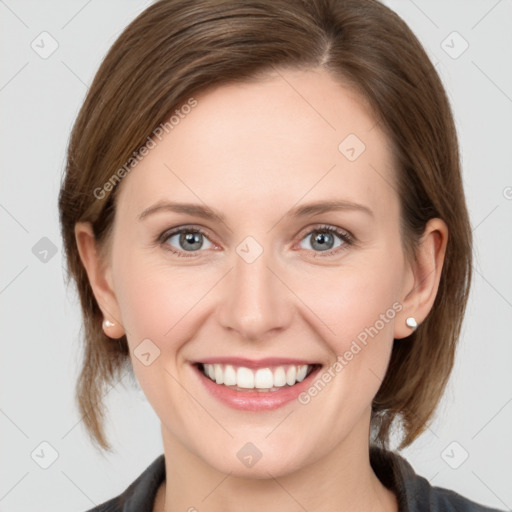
left=194, top=364, right=322, bottom=411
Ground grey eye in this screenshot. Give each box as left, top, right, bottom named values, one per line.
left=164, top=229, right=214, bottom=252
left=298, top=229, right=345, bottom=252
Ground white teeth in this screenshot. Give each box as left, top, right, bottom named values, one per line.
left=254, top=368, right=273, bottom=388
left=273, top=366, right=287, bottom=387
left=237, top=367, right=255, bottom=388
left=201, top=363, right=312, bottom=389
left=286, top=366, right=297, bottom=386
left=223, top=364, right=237, bottom=386
left=296, top=365, right=308, bottom=382
left=214, top=364, right=224, bottom=385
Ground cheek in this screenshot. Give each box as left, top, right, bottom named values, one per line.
left=303, top=252, right=402, bottom=350
left=290, top=254, right=403, bottom=429
left=293, top=249, right=404, bottom=420
left=112, top=254, right=207, bottom=425
left=112, top=237, right=204, bottom=343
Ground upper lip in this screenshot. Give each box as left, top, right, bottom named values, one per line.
left=194, top=357, right=320, bottom=369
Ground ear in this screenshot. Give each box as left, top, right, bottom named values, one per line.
left=394, top=218, right=448, bottom=339
left=74, top=221, right=125, bottom=339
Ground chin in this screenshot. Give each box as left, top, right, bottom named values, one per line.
left=194, top=437, right=311, bottom=480
left=212, top=456, right=304, bottom=480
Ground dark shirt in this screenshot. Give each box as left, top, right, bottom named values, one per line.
left=85, top=446, right=505, bottom=512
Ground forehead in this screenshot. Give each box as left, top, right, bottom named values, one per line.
left=115, top=67, right=398, bottom=224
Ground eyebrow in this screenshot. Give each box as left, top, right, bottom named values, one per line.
left=137, top=199, right=374, bottom=222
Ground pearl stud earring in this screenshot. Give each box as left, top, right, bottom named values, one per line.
left=103, top=319, right=115, bottom=329
left=405, top=317, right=418, bottom=331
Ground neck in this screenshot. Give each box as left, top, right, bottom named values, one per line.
left=157, top=413, right=398, bottom=512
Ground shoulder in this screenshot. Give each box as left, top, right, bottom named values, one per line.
left=83, top=496, right=123, bottom=512
left=81, top=454, right=166, bottom=512
left=427, top=484, right=505, bottom=512
left=370, top=446, right=505, bottom=512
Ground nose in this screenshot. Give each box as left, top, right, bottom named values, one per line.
left=217, top=243, right=293, bottom=342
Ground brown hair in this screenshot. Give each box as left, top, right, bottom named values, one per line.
left=58, top=0, right=472, bottom=452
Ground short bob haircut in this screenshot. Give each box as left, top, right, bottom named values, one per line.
left=58, top=0, right=472, bottom=452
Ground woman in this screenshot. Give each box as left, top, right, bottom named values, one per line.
left=58, top=0, right=505, bottom=511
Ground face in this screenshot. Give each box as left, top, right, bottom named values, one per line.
left=83, top=67, right=422, bottom=477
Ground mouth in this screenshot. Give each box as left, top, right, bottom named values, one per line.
left=195, top=362, right=321, bottom=392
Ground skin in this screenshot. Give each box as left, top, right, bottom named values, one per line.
left=75, top=67, right=448, bottom=512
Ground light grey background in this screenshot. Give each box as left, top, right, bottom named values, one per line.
left=1, top=1, right=511, bottom=511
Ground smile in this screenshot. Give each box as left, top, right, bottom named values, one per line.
left=199, top=362, right=317, bottom=391
left=193, top=360, right=323, bottom=411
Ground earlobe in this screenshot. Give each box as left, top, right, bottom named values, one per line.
left=394, top=218, right=448, bottom=340
left=74, top=222, right=125, bottom=339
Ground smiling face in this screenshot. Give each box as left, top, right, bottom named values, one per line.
left=76, top=66, right=436, bottom=478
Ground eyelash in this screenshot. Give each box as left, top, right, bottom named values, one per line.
left=157, top=224, right=355, bottom=259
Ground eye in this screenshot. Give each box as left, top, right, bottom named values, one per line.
left=157, top=224, right=354, bottom=258
left=297, top=225, right=354, bottom=257
left=158, top=226, right=215, bottom=257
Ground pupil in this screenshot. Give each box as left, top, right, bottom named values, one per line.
left=313, top=232, right=333, bottom=251
left=181, top=232, right=202, bottom=250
